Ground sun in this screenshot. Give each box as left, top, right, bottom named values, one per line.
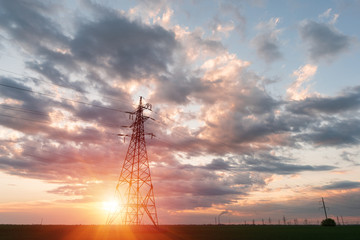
left=102, top=200, right=119, bottom=213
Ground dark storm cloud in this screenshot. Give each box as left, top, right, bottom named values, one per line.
left=298, top=119, right=360, bottom=146
left=36, top=47, right=78, bottom=72
left=0, top=0, right=178, bottom=85
left=191, top=181, right=242, bottom=196
left=0, top=77, right=48, bottom=110
left=231, top=116, right=286, bottom=144
left=154, top=74, right=206, bottom=104
left=187, top=77, right=360, bottom=155
left=0, top=78, right=53, bottom=133
left=0, top=0, right=79, bottom=92
left=318, top=181, right=360, bottom=190
left=71, top=102, right=132, bottom=130
left=70, top=15, right=177, bottom=80
left=0, top=77, right=107, bottom=139
left=234, top=87, right=280, bottom=115
left=249, top=161, right=335, bottom=175
left=152, top=76, right=358, bottom=158
left=227, top=95, right=285, bottom=144
left=299, top=20, right=351, bottom=61
left=158, top=194, right=238, bottom=210
left=240, top=153, right=336, bottom=175
left=204, top=158, right=232, bottom=170
left=0, top=0, right=69, bottom=50
left=0, top=156, right=32, bottom=169
left=253, top=33, right=282, bottom=63
left=287, top=86, right=360, bottom=115
left=26, top=61, right=84, bottom=93
left=285, top=87, right=360, bottom=147
left=85, top=71, right=131, bottom=101
left=0, top=137, right=124, bottom=183
left=216, top=110, right=295, bottom=149
left=152, top=159, right=247, bottom=210
left=340, top=151, right=359, bottom=165
left=0, top=77, right=126, bottom=143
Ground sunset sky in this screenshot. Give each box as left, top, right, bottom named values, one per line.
left=0, top=0, right=360, bottom=225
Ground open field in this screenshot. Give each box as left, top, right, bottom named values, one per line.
left=1, top=225, right=360, bottom=240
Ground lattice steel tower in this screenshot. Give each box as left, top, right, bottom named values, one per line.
left=106, top=97, right=158, bottom=226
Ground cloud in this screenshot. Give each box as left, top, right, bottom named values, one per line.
left=209, top=19, right=235, bottom=38
left=203, top=158, right=232, bottom=171
left=299, top=20, right=351, bottom=62
left=285, top=86, right=360, bottom=147
left=287, top=64, right=318, bottom=100
left=218, top=3, right=247, bottom=37
left=239, top=153, right=336, bottom=175
left=252, top=18, right=282, bottom=63
left=340, top=151, right=359, bottom=166
left=318, top=181, right=360, bottom=190
left=0, top=137, right=125, bottom=184
left=25, top=61, right=84, bottom=93
left=287, top=85, right=360, bottom=115
left=152, top=74, right=206, bottom=104
left=148, top=158, right=249, bottom=210
left=70, top=15, right=177, bottom=80
left=249, top=161, right=335, bottom=175
left=297, top=119, right=360, bottom=147
left=253, top=35, right=282, bottom=63
left=0, top=0, right=69, bottom=50
left=319, top=8, right=339, bottom=24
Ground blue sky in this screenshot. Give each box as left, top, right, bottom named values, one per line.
left=0, top=0, right=359, bottom=225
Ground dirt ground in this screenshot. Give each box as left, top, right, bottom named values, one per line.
left=1, top=224, right=360, bottom=240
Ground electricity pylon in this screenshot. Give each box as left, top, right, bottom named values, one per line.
left=106, top=97, right=158, bottom=226
left=321, top=197, right=329, bottom=219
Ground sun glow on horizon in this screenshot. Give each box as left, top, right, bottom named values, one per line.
left=102, top=200, right=120, bottom=214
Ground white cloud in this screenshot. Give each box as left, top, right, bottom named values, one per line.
left=155, top=7, right=174, bottom=27
left=287, top=64, right=318, bottom=100
left=256, top=17, right=280, bottom=30
left=319, top=8, right=339, bottom=24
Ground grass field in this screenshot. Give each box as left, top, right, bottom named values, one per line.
left=1, top=225, right=359, bottom=240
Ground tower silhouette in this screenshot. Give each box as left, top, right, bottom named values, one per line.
left=107, top=97, right=158, bottom=226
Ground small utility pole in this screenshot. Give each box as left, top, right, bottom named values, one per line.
left=321, top=197, right=328, bottom=219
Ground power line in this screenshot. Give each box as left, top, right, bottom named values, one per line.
left=0, top=113, right=49, bottom=124
left=0, top=106, right=127, bottom=130
left=0, top=82, right=128, bottom=113
left=0, top=70, right=191, bottom=143
left=0, top=67, right=27, bottom=77
left=0, top=67, right=133, bottom=106
left=0, top=104, right=48, bottom=116
left=0, top=67, right=192, bottom=138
